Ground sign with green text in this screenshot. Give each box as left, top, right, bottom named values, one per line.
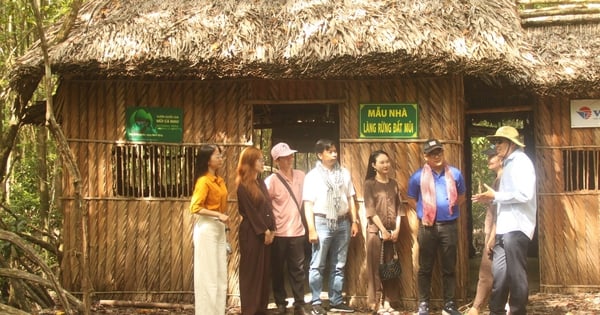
left=359, top=103, right=418, bottom=139
left=126, top=107, right=183, bottom=143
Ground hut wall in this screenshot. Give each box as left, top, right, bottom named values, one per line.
left=535, top=95, right=600, bottom=293
left=56, top=77, right=467, bottom=307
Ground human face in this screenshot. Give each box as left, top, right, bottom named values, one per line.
left=492, top=139, right=512, bottom=159
left=254, top=155, right=265, bottom=173
left=488, top=155, right=502, bottom=173
left=207, top=150, right=224, bottom=171
left=276, top=154, right=294, bottom=172
left=318, top=145, right=338, bottom=169
left=372, top=153, right=391, bottom=177
left=424, top=148, right=445, bottom=169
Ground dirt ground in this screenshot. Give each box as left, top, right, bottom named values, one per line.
left=39, top=257, right=600, bottom=315
left=55, top=291, right=598, bottom=315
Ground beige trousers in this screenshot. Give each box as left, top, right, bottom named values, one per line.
left=193, top=215, right=227, bottom=315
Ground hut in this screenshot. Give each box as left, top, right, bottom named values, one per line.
left=9, top=0, right=599, bottom=311
left=521, top=2, right=600, bottom=293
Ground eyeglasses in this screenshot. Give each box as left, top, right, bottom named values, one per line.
left=426, top=149, right=444, bottom=157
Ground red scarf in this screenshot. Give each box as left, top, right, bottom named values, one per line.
left=420, top=164, right=458, bottom=226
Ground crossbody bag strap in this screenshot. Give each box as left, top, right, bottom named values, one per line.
left=275, top=173, right=301, bottom=212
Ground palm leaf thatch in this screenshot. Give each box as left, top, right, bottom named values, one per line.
left=11, top=0, right=538, bottom=93
left=525, top=22, right=600, bottom=95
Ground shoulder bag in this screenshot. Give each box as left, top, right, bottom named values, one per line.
left=379, top=242, right=402, bottom=281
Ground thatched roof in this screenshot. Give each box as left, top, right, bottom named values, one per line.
left=525, top=23, right=600, bottom=96
left=11, top=0, right=538, bottom=92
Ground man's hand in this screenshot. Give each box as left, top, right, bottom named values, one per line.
left=472, top=183, right=496, bottom=203
left=308, top=228, right=319, bottom=243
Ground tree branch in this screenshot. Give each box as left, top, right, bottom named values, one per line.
left=0, top=268, right=83, bottom=311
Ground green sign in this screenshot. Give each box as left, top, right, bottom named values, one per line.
left=359, top=103, right=418, bottom=139
left=126, top=107, right=183, bottom=143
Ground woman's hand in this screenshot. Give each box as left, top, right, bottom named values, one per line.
left=391, top=229, right=400, bottom=242
left=218, top=213, right=229, bottom=223
left=264, top=229, right=275, bottom=245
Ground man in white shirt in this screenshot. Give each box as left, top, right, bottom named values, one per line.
left=303, top=139, right=359, bottom=315
left=472, top=126, right=537, bottom=315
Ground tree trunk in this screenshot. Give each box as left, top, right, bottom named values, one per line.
left=29, top=0, right=89, bottom=313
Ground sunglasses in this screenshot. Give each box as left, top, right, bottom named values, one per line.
left=491, top=139, right=507, bottom=145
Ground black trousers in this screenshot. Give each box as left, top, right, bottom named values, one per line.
left=271, top=235, right=307, bottom=306
left=489, top=231, right=530, bottom=315
left=417, top=221, right=458, bottom=304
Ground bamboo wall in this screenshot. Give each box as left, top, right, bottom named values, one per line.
left=535, top=95, right=600, bottom=293
left=55, top=77, right=467, bottom=307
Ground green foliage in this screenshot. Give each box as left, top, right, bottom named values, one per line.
left=0, top=0, right=71, bottom=306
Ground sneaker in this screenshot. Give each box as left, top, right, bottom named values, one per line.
left=330, top=303, right=354, bottom=313
left=442, top=301, right=461, bottom=315
left=417, top=302, right=429, bottom=315
left=311, top=304, right=327, bottom=315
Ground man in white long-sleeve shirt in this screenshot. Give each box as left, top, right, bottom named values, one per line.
left=472, top=126, right=536, bottom=315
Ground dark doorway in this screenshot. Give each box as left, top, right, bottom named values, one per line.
left=464, top=75, right=541, bottom=295
left=253, top=103, right=340, bottom=173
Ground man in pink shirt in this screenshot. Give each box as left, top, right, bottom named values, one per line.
left=265, top=142, right=307, bottom=315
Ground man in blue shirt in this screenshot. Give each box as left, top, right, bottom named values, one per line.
left=407, top=139, right=466, bottom=315
left=473, top=126, right=536, bottom=315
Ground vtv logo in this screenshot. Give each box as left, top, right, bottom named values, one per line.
left=577, top=106, right=600, bottom=120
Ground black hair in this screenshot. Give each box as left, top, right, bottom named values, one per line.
left=194, top=144, right=220, bottom=180
left=365, top=150, right=389, bottom=180
left=314, top=139, right=336, bottom=155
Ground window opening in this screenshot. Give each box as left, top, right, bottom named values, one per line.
left=253, top=103, right=339, bottom=175
left=112, top=144, right=197, bottom=197
left=563, top=149, right=600, bottom=191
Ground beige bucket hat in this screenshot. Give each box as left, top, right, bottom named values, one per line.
left=486, top=126, right=525, bottom=147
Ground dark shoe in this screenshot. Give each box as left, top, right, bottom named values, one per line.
left=330, top=303, right=354, bottom=313
left=294, top=304, right=307, bottom=315
left=417, top=301, right=429, bottom=315
left=310, top=304, right=326, bottom=315
left=442, top=301, right=461, bottom=315
left=276, top=304, right=287, bottom=315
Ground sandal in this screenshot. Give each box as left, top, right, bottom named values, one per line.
left=376, top=308, right=388, bottom=315
left=387, top=308, right=400, bottom=315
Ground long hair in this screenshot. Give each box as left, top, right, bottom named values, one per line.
left=235, top=146, right=265, bottom=203
left=365, top=150, right=389, bottom=180
left=193, top=144, right=220, bottom=181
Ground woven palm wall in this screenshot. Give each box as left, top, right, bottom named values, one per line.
left=535, top=95, right=600, bottom=293
left=56, top=77, right=467, bottom=307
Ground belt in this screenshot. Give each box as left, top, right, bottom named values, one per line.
left=435, top=220, right=457, bottom=225
left=314, top=213, right=350, bottom=221
left=420, top=219, right=457, bottom=227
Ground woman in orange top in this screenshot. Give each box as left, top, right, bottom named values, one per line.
left=190, top=144, right=229, bottom=315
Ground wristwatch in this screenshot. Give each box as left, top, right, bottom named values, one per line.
left=353, top=219, right=360, bottom=224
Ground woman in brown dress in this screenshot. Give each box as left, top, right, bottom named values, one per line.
left=236, top=147, right=276, bottom=315
left=364, top=150, right=405, bottom=315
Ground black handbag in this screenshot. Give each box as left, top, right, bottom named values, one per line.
left=378, top=241, right=401, bottom=281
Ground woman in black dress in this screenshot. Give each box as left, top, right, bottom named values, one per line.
left=236, top=146, right=275, bottom=315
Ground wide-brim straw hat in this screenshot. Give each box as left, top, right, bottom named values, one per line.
left=486, top=126, right=525, bottom=147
